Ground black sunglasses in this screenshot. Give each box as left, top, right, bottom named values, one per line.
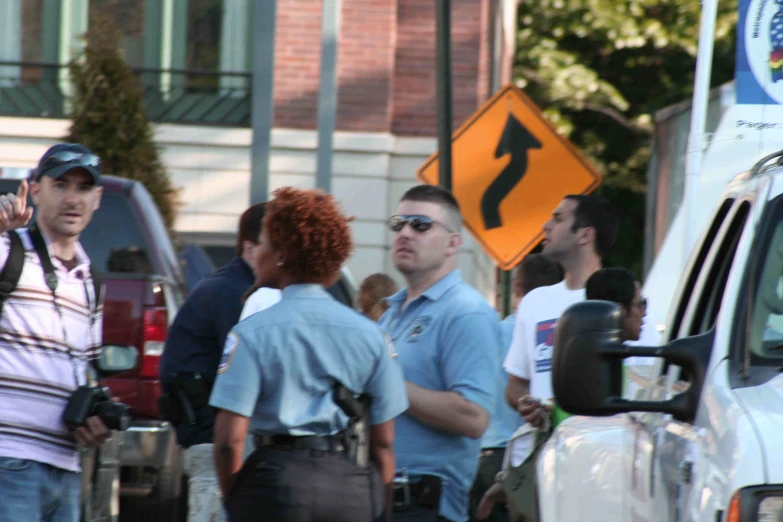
left=388, top=215, right=454, bottom=234
left=38, top=151, right=101, bottom=178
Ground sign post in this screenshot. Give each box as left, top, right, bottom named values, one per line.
left=435, top=0, right=453, bottom=191
left=418, top=84, right=602, bottom=270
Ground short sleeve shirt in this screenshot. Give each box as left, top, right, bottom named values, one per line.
left=209, top=284, right=408, bottom=435
left=377, top=270, right=502, bottom=522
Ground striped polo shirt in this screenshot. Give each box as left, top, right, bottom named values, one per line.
left=0, top=228, right=103, bottom=472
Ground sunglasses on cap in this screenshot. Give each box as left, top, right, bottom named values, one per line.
left=37, top=151, right=101, bottom=179
left=388, top=215, right=454, bottom=234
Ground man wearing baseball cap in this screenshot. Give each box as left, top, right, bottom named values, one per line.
left=0, top=143, right=111, bottom=522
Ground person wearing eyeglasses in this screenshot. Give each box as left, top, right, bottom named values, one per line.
left=585, top=267, right=652, bottom=396
left=585, top=268, right=647, bottom=342
left=377, top=185, right=502, bottom=522
left=0, top=143, right=111, bottom=522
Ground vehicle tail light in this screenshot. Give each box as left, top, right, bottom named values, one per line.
left=727, top=492, right=740, bottom=522
left=141, top=307, right=167, bottom=378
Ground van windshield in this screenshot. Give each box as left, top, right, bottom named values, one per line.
left=79, top=192, right=154, bottom=274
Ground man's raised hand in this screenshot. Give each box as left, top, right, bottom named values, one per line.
left=0, top=180, right=34, bottom=233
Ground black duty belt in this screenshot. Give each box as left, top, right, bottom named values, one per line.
left=393, top=472, right=442, bottom=511
left=254, top=433, right=346, bottom=452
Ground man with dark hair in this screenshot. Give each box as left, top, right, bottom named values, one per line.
left=504, top=195, right=658, bottom=427
left=378, top=184, right=502, bottom=522
left=470, top=254, right=562, bottom=522
left=159, top=202, right=267, bottom=522
left=515, top=254, right=565, bottom=297
left=563, top=194, right=619, bottom=257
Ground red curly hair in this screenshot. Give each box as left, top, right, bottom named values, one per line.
left=264, top=187, right=354, bottom=286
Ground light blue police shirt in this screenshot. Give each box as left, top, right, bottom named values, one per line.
left=209, top=284, right=408, bottom=436
left=377, top=270, right=501, bottom=522
left=480, top=314, right=524, bottom=449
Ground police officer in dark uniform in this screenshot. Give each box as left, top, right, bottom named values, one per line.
left=159, top=203, right=267, bottom=522
left=210, top=187, right=408, bottom=522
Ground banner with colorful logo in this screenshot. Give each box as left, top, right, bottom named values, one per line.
left=736, top=0, right=783, bottom=104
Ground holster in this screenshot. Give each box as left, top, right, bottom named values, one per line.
left=392, top=471, right=442, bottom=512
left=158, top=372, right=210, bottom=426
left=332, top=382, right=371, bottom=467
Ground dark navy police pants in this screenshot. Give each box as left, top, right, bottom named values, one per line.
left=224, top=446, right=385, bottom=522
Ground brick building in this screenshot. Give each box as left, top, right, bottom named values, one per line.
left=0, top=0, right=518, bottom=299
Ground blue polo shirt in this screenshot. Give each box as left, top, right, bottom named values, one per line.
left=378, top=270, right=502, bottom=522
left=480, top=314, right=523, bottom=449
left=159, top=256, right=255, bottom=447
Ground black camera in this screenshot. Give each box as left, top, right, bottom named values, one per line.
left=63, top=386, right=131, bottom=432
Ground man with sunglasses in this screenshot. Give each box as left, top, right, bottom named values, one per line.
left=378, top=185, right=502, bottom=522
left=0, top=143, right=111, bottom=522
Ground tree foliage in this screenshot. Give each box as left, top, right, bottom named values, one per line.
left=514, top=0, right=738, bottom=275
left=65, top=10, right=180, bottom=231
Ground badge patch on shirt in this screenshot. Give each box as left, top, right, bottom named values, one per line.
left=217, top=332, right=239, bottom=374
left=407, top=316, right=432, bottom=343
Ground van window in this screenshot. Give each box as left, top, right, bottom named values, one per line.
left=662, top=199, right=750, bottom=393
left=668, top=198, right=735, bottom=339
left=687, top=201, right=751, bottom=336
left=747, top=197, right=783, bottom=361
left=79, top=192, right=154, bottom=274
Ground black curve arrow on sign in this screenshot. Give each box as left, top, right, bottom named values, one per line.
left=480, top=113, right=542, bottom=230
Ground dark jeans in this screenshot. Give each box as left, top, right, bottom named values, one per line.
left=469, top=448, right=508, bottom=522
left=224, top=446, right=384, bottom=522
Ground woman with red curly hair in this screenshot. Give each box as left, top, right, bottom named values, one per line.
left=210, top=187, right=408, bottom=522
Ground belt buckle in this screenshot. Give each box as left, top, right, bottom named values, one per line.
left=393, top=469, right=412, bottom=510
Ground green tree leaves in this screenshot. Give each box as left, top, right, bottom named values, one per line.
left=514, top=0, right=737, bottom=274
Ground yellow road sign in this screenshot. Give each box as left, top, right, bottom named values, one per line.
left=417, top=84, right=602, bottom=270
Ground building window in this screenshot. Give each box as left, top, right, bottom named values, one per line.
left=22, top=0, right=44, bottom=64
left=186, top=0, right=224, bottom=90
left=89, top=0, right=147, bottom=68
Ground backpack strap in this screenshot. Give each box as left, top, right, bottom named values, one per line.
left=90, top=266, right=104, bottom=311
left=0, top=231, right=26, bottom=317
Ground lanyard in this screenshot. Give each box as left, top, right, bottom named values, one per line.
left=28, top=225, right=94, bottom=388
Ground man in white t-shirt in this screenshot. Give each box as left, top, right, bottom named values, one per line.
left=504, top=195, right=660, bottom=427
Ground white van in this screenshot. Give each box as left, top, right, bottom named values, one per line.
left=540, top=150, right=783, bottom=522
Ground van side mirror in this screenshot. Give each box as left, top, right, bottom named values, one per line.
left=552, top=301, right=712, bottom=423
left=96, top=345, right=139, bottom=376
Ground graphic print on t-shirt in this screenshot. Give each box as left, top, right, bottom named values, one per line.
left=535, top=319, right=557, bottom=373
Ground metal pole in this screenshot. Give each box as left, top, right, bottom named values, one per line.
left=250, top=0, right=276, bottom=205
left=435, top=0, right=453, bottom=191
left=682, top=0, right=717, bottom=264
left=501, top=268, right=513, bottom=317
left=315, top=0, right=342, bottom=193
